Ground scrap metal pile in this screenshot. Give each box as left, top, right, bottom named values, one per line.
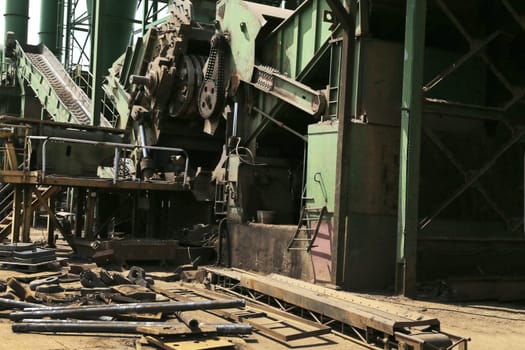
left=0, top=263, right=255, bottom=349
left=0, top=243, right=60, bottom=272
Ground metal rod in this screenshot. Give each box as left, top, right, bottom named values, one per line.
left=232, top=102, right=238, bottom=137
left=176, top=311, right=200, bottom=329
left=12, top=299, right=246, bottom=321
left=252, top=106, right=308, bottom=142
left=0, top=298, right=45, bottom=310
left=113, top=147, right=119, bottom=184
left=13, top=320, right=252, bottom=335
left=138, top=124, right=148, bottom=158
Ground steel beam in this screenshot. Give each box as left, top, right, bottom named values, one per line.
left=332, top=6, right=356, bottom=288
left=419, top=127, right=525, bottom=230
left=396, top=0, right=427, bottom=297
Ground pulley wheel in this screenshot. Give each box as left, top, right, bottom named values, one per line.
left=198, top=80, right=219, bottom=119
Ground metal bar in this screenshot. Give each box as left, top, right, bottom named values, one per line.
left=423, top=31, right=501, bottom=92
left=10, top=185, right=23, bottom=243
left=501, top=0, right=525, bottom=30
left=252, top=107, right=307, bottom=142
left=434, top=0, right=472, bottom=42
left=423, top=127, right=511, bottom=227
left=11, top=299, right=246, bottom=321
left=420, top=128, right=525, bottom=229
left=13, top=319, right=252, bottom=335
left=113, top=147, right=120, bottom=184
left=138, top=124, right=149, bottom=158
left=434, top=0, right=516, bottom=100
left=396, top=0, right=427, bottom=297
left=0, top=298, right=45, bottom=310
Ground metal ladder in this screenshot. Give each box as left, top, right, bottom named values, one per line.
left=287, top=204, right=327, bottom=252
left=287, top=172, right=329, bottom=252
left=214, top=181, right=228, bottom=216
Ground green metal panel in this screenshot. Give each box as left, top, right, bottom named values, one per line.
left=396, top=0, right=427, bottom=297
left=265, top=0, right=333, bottom=79
left=39, top=0, right=60, bottom=55
left=4, top=0, right=29, bottom=44
left=307, top=121, right=338, bottom=212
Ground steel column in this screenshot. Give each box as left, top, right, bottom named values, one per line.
left=21, top=185, right=33, bottom=242
left=10, top=185, right=23, bottom=243
left=332, top=4, right=356, bottom=287
left=47, top=194, right=56, bottom=247
left=396, top=0, right=427, bottom=297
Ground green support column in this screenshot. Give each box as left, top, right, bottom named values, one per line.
left=331, top=1, right=356, bottom=287
left=39, top=0, right=60, bottom=55
left=396, top=0, right=427, bottom=297
left=90, top=0, right=137, bottom=126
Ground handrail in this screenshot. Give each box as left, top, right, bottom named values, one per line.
left=28, top=136, right=190, bottom=186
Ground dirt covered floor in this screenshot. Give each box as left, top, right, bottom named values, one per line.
left=0, top=231, right=523, bottom=349
left=368, top=294, right=525, bottom=350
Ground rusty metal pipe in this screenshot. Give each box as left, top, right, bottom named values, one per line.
left=12, top=299, right=245, bottom=321
left=13, top=320, right=252, bottom=335
left=175, top=311, right=200, bottom=328
left=13, top=321, right=177, bottom=334
left=0, top=298, right=45, bottom=310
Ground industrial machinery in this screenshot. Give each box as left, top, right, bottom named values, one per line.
left=0, top=0, right=524, bottom=347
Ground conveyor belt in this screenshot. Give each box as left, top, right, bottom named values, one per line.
left=16, top=43, right=111, bottom=128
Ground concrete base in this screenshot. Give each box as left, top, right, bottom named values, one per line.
left=227, top=223, right=317, bottom=283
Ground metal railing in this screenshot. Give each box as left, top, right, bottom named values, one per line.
left=28, top=136, right=190, bottom=186
left=0, top=61, right=16, bottom=88
left=69, top=64, right=120, bottom=128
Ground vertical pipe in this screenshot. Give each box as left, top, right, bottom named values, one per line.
left=21, top=185, right=33, bottom=242
left=47, top=194, right=56, bottom=247
left=232, top=102, right=239, bottom=137
left=4, top=0, right=29, bottom=45
left=63, top=0, right=74, bottom=68
left=39, top=0, right=60, bottom=55
left=138, top=124, right=148, bottom=158
left=396, top=0, right=427, bottom=297
left=90, top=0, right=137, bottom=126
left=11, top=185, right=23, bottom=243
